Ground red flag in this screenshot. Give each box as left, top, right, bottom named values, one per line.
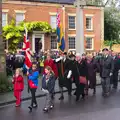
left=22, top=25, right=32, bottom=69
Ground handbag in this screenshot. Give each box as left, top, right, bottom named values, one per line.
left=76, top=63, right=87, bottom=84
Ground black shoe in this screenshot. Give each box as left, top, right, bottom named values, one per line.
left=33, top=104, right=38, bottom=108
left=43, top=107, right=49, bottom=112
left=59, top=96, right=64, bottom=100
left=68, top=93, right=72, bottom=96
left=81, top=96, right=85, bottom=100
left=76, top=97, right=79, bottom=102
left=51, top=94, right=55, bottom=100
left=28, top=106, right=32, bottom=112
left=74, top=92, right=76, bottom=96
left=50, top=105, right=54, bottom=109
left=93, top=90, right=96, bottom=95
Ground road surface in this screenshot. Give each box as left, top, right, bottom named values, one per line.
left=0, top=86, right=120, bottom=120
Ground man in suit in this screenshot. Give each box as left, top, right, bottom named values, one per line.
left=111, top=52, right=120, bottom=89
left=100, top=48, right=114, bottom=97
left=55, top=52, right=72, bottom=100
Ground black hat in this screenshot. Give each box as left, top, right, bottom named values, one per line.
left=64, top=52, right=67, bottom=55
left=69, top=54, right=76, bottom=58
left=102, top=48, right=109, bottom=52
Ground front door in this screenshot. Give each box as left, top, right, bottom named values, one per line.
left=35, top=38, right=42, bottom=54
left=32, top=33, right=44, bottom=53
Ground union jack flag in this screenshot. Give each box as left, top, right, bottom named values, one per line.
left=22, top=25, right=32, bottom=69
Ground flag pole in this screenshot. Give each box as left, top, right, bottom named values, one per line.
left=62, top=5, right=65, bottom=40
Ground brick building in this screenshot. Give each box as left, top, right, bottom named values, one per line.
left=2, top=0, right=104, bottom=52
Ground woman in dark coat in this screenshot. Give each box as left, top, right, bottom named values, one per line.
left=86, top=54, right=98, bottom=95
left=76, top=56, right=88, bottom=101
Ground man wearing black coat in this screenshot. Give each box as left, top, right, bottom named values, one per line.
left=55, top=52, right=72, bottom=100
left=111, top=52, right=120, bottom=89
left=100, top=48, right=114, bottom=96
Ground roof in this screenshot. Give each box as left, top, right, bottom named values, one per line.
left=24, top=0, right=75, bottom=4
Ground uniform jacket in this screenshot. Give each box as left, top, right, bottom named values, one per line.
left=42, top=74, right=55, bottom=93
left=12, top=75, right=24, bottom=91
left=113, top=56, right=120, bottom=73
left=78, top=59, right=88, bottom=78
left=100, top=55, right=114, bottom=78
left=28, top=70, right=39, bottom=89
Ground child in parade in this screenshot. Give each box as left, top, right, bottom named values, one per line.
left=42, top=66, right=55, bottom=112
left=27, top=63, right=39, bottom=112
left=12, top=68, right=24, bottom=107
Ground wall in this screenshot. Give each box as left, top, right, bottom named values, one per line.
left=2, top=1, right=103, bottom=52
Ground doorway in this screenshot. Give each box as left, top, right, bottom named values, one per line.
left=35, top=38, right=42, bottom=54
left=32, top=32, right=44, bottom=53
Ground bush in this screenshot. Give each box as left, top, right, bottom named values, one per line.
left=0, top=82, right=13, bottom=93
left=0, top=73, right=13, bottom=93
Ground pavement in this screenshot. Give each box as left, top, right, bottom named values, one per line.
left=1, top=86, right=120, bottom=120
left=0, top=74, right=101, bottom=106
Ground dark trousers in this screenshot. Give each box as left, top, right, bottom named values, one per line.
left=101, top=77, right=110, bottom=94
left=66, top=79, right=72, bottom=95
left=30, top=88, right=37, bottom=107
left=76, top=83, right=85, bottom=99
left=112, top=72, right=118, bottom=88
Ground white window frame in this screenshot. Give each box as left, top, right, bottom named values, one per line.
left=15, top=10, right=26, bottom=26
left=85, top=14, right=94, bottom=31
left=68, top=34, right=76, bottom=51
left=51, top=35, right=57, bottom=50
left=68, top=14, right=76, bottom=30
left=85, top=35, right=94, bottom=50
left=2, top=9, right=9, bottom=27
left=50, top=15, right=57, bottom=29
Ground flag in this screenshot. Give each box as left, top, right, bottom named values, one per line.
left=22, top=25, right=32, bottom=69
left=56, top=11, right=65, bottom=52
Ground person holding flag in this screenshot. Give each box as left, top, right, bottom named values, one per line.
left=22, top=24, right=39, bottom=112
left=55, top=10, right=73, bottom=100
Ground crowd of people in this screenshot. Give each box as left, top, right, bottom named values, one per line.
left=5, top=48, right=120, bottom=113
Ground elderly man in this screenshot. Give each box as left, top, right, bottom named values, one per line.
left=100, top=48, right=114, bottom=97
left=111, top=51, right=120, bottom=89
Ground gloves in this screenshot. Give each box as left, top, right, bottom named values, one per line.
left=41, top=88, right=49, bottom=93
left=67, top=70, right=72, bottom=79
left=60, top=56, right=63, bottom=60
left=110, top=73, right=113, bottom=76
left=55, top=58, right=61, bottom=62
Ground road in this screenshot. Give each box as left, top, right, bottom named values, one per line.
left=0, top=86, right=120, bottom=120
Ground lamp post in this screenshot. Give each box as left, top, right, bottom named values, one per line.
left=0, top=1, right=6, bottom=81
left=74, top=0, right=86, bottom=55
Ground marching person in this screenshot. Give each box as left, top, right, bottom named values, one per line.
left=43, top=53, right=58, bottom=99
left=12, top=68, right=24, bottom=107
left=27, top=63, right=39, bottom=112
left=100, top=48, right=114, bottom=97
left=55, top=52, right=71, bottom=100
left=76, top=54, right=88, bottom=101
left=42, top=66, right=55, bottom=112
left=43, top=53, right=58, bottom=79
left=111, top=51, right=120, bottom=89
left=86, top=54, right=98, bottom=95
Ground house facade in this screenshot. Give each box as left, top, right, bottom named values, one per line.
left=2, top=0, right=104, bottom=52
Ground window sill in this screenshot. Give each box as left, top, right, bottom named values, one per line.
left=86, top=49, right=94, bottom=51
left=68, top=49, right=76, bottom=51
left=68, top=29, right=76, bottom=31
left=86, top=29, right=93, bottom=32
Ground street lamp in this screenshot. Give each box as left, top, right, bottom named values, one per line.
left=74, top=0, right=86, bottom=55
